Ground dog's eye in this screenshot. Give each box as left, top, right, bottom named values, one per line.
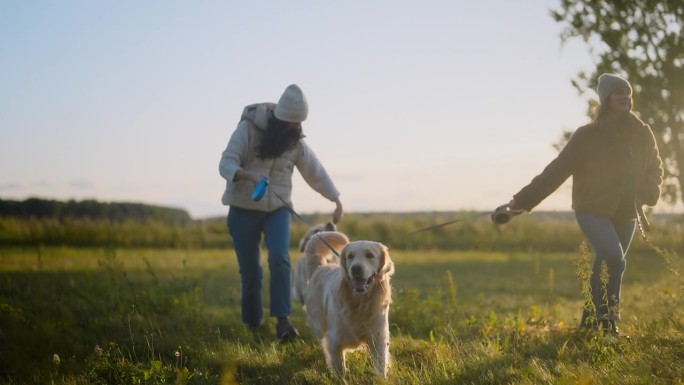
left=347, top=253, right=355, bottom=260
left=365, top=252, right=374, bottom=259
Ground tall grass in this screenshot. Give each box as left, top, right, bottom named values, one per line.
left=0, top=243, right=682, bottom=384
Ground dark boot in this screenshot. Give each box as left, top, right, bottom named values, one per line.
left=275, top=317, right=300, bottom=342
left=599, top=319, right=621, bottom=335
left=608, top=320, right=620, bottom=335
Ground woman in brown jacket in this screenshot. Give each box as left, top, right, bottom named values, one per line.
left=508, top=73, right=663, bottom=334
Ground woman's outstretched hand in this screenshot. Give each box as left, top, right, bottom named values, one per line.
left=508, top=198, right=524, bottom=212
left=332, top=197, right=343, bottom=224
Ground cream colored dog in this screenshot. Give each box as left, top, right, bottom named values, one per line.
left=304, top=240, right=395, bottom=378
left=291, top=223, right=349, bottom=306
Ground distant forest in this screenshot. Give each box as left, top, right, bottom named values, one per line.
left=0, top=198, right=681, bottom=252
left=0, top=198, right=204, bottom=248
left=0, top=197, right=192, bottom=225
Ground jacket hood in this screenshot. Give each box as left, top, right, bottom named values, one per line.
left=240, top=103, right=276, bottom=131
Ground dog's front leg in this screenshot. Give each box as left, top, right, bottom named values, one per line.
left=325, top=333, right=346, bottom=376
left=369, top=318, right=390, bottom=378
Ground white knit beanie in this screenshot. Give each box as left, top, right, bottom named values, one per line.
left=274, top=84, right=308, bottom=123
left=597, top=73, right=632, bottom=104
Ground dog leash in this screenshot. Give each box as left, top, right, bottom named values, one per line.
left=378, top=211, right=493, bottom=244
left=378, top=204, right=524, bottom=244
left=252, top=178, right=523, bottom=251
left=269, top=188, right=343, bottom=259
left=252, top=177, right=342, bottom=257
left=267, top=186, right=493, bottom=254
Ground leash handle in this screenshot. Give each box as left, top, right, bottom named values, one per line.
left=491, top=204, right=522, bottom=224
left=251, top=177, right=269, bottom=201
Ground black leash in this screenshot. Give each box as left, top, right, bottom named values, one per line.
left=270, top=190, right=342, bottom=258
left=379, top=212, right=493, bottom=244
left=269, top=189, right=495, bottom=254
left=257, top=180, right=518, bottom=252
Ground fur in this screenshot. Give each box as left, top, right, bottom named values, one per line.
left=291, top=223, right=348, bottom=306
left=304, top=240, right=395, bottom=378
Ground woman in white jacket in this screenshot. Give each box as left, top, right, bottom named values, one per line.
left=219, top=84, right=343, bottom=341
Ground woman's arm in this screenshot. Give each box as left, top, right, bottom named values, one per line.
left=511, top=126, right=586, bottom=211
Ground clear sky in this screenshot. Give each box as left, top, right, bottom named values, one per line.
left=3, top=0, right=668, bottom=219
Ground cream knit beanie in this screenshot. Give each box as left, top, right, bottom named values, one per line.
left=274, top=84, right=308, bottom=123
left=597, top=73, right=632, bottom=104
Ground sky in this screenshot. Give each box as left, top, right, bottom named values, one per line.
left=2, top=1, right=677, bottom=219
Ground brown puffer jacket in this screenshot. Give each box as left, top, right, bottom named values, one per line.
left=514, top=112, right=663, bottom=220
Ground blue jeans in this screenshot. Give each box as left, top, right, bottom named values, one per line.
left=227, top=206, right=292, bottom=327
left=575, top=211, right=636, bottom=322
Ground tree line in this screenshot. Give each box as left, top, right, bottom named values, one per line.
left=1, top=198, right=681, bottom=252
left=0, top=197, right=192, bottom=225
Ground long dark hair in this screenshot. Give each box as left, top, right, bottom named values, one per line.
left=592, top=103, right=631, bottom=127
left=592, top=104, right=609, bottom=125
left=256, top=115, right=303, bottom=159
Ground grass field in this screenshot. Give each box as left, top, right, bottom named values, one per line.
left=1, top=244, right=683, bottom=384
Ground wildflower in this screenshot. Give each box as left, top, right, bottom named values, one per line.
left=94, top=345, right=103, bottom=355
left=52, top=354, right=60, bottom=365
left=175, top=351, right=180, bottom=357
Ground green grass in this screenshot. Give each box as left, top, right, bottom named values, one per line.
left=0, top=245, right=683, bottom=384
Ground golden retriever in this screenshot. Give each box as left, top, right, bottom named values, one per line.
left=291, top=222, right=349, bottom=306
left=304, top=240, right=394, bottom=378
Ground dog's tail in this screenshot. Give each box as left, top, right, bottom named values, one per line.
left=304, top=231, right=349, bottom=278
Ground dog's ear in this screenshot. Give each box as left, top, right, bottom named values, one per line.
left=298, top=231, right=311, bottom=252
left=298, top=235, right=308, bottom=252
left=299, top=224, right=326, bottom=252
left=324, top=222, right=336, bottom=232
left=340, top=244, right=351, bottom=281
left=376, top=243, right=394, bottom=277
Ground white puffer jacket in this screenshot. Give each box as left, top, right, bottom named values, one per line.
left=219, top=103, right=340, bottom=212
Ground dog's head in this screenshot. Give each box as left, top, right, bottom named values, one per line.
left=298, top=222, right=336, bottom=252
left=340, top=241, right=394, bottom=293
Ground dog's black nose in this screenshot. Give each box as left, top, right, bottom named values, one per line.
left=351, top=265, right=363, bottom=276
